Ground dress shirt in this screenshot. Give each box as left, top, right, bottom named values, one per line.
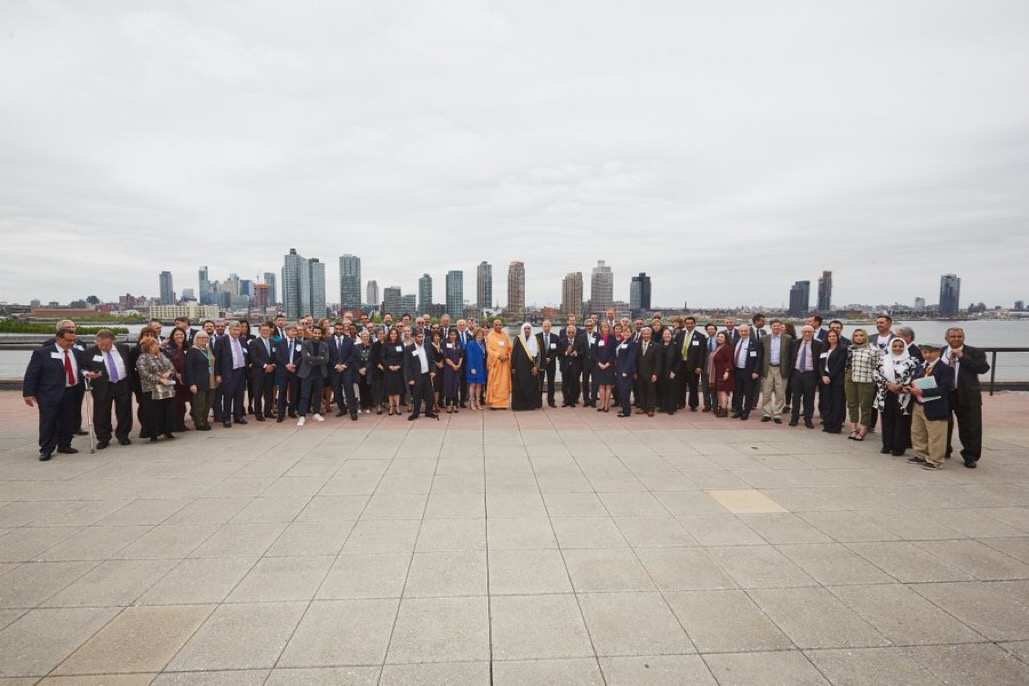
left=735, top=337, right=750, bottom=368
left=769, top=335, right=781, bottom=365
left=63, top=348, right=80, bottom=387
left=795, top=341, right=811, bottom=372
left=230, top=336, right=245, bottom=369
left=414, top=344, right=429, bottom=374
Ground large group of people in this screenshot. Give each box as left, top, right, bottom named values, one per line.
left=21, top=311, right=990, bottom=470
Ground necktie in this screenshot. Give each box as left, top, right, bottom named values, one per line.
left=643, top=342, right=648, bottom=356
left=288, top=339, right=294, bottom=364
left=735, top=340, right=744, bottom=366
left=105, top=350, right=119, bottom=383
left=799, top=342, right=808, bottom=372
left=265, top=338, right=271, bottom=356
left=64, top=350, right=75, bottom=386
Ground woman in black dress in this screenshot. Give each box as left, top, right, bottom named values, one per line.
left=370, top=327, right=386, bottom=414
left=430, top=330, right=445, bottom=413
left=355, top=330, right=373, bottom=413
left=658, top=327, right=681, bottom=415
left=442, top=329, right=464, bottom=413
left=382, top=327, right=406, bottom=416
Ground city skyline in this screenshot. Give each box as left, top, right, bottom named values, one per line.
left=2, top=4, right=1025, bottom=308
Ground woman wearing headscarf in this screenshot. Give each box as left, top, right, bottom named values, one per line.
left=845, top=328, right=879, bottom=440
left=485, top=319, right=512, bottom=409
left=464, top=327, right=487, bottom=411
left=511, top=322, right=542, bottom=411
left=874, top=337, right=917, bottom=456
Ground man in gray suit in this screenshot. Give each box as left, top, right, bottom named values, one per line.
left=296, top=325, right=330, bottom=426
left=759, top=319, right=793, bottom=423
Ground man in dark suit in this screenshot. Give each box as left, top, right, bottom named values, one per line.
left=456, top=319, right=471, bottom=407
left=635, top=327, right=662, bottom=417
left=328, top=321, right=359, bottom=419
left=275, top=324, right=302, bottom=422
left=248, top=322, right=277, bottom=421
left=942, top=327, right=990, bottom=468
left=701, top=323, right=719, bottom=411
left=559, top=324, right=587, bottom=407
left=215, top=321, right=249, bottom=427
left=789, top=325, right=822, bottom=428
left=750, top=314, right=767, bottom=340
left=536, top=320, right=560, bottom=408
left=676, top=316, right=706, bottom=412
left=730, top=324, right=762, bottom=420
left=614, top=331, right=637, bottom=417
left=405, top=331, right=437, bottom=420
left=23, top=325, right=96, bottom=461
left=83, top=329, right=133, bottom=448
left=808, top=315, right=827, bottom=342
left=581, top=318, right=597, bottom=407
left=723, top=317, right=740, bottom=346
left=296, top=325, right=330, bottom=425
left=759, top=320, right=792, bottom=424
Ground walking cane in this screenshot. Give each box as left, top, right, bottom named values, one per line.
left=83, top=377, right=97, bottom=454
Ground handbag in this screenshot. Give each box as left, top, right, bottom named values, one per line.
left=151, top=382, right=176, bottom=401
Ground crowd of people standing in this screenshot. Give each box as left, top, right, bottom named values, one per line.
left=22, top=310, right=990, bottom=470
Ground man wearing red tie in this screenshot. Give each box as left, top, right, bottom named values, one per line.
left=23, top=325, right=99, bottom=461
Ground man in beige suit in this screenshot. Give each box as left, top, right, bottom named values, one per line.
left=759, top=319, right=793, bottom=424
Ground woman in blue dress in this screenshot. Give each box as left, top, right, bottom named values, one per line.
left=464, top=327, right=487, bottom=411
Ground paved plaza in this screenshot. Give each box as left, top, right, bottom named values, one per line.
left=1, top=391, right=1028, bottom=685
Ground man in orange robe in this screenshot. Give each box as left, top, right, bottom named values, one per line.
left=485, top=319, right=512, bottom=409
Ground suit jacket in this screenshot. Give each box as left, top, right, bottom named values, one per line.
left=404, top=343, right=436, bottom=384
left=327, top=334, right=358, bottom=376
left=614, top=338, right=637, bottom=378
left=724, top=328, right=741, bottom=346
left=183, top=346, right=216, bottom=391
left=659, top=341, right=681, bottom=380
left=537, top=332, right=561, bottom=366
left=23, top=342, right=85, bottom=404
left=820, top=345, right=847, bottom=386
left=215, top=335, right=249, bottom=379
left=297, top=339, right=330, bottom=380
left=82, top=343, right=134, bottom=396
left=248, top=337, right=277, bottom=374
left=636, top=339, right=663, bottom=380
left=732, top=336, right=763, bottom=377
left=947, top=345, right=990, bottom=406
left=911, top=359, right=953, bottom=420
left=760, top=334, right=793, bottom=379
left=558, top=334, right=586, bottom=371
left=789, top=338, right=823, bottom=374
left=676, top=328, right=707, bottom=373
left=275, top=337, right=303, bottom=373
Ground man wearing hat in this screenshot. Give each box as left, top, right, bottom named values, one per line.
left=905, top=343, right=953, bottom=471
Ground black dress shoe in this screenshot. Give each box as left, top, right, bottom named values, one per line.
left=288, top=412, right=298, bottom=419
left=97, top=440, right=110, bottom=450
left=56, top=446, right=79, bottom=454
left=690, top=407, right=698, bottom=412
left=74, top=430, right=88, bottom=436
left=804, top=420, right=814, bottom=429
left=235, top=418, right=248, bottom=425
left=760, top=416, right=771, bottom=423
left=335, top=411, right=346, bottom=417
left=880, top=448, right=891, bottom=454
left=351, top=414, right=358, bottom=421
left=276, top=417, right=284, bottom=423
left=255, top=415, right=265, bottom=422
left=425, top=413, right=439, bottom=419
left=964, top=459, right=977, bottom=469
left=118, top=437, right=132, bottom=445
left=788, top=421, right=798, bottom=427
left=150, top=437, right=159, bottom=443
left=265, top=412, right=275, bottom=419
left=740, top=414, right=749, bottom=421
left=39, top=451, right=52, bottom=461
left=773, top=417, right=782, bottom=424
left=548, top=401, right=556, bottom=408
left=408, top=415, right=418, bottom=421
left=223, top=421, right=232, bottom=428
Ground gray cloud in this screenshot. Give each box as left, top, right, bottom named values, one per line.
left=1, top=0, right=1026, bottom=308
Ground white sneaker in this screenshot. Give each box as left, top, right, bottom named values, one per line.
left=313, top=413, right=325, bottom=422
left=297, top=416, right=306, bottom=426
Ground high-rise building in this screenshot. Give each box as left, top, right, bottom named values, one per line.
left=418, top=274, right=433, bottom=312
left=263, top=272, right=277, bottom=305
left=817, top=270, right=833, bottom=312
left=309, top=258, right=326, bottom=317
left=939, top=274, right=961, bottom=317
left=159, top=271, right=174, bottom=305
left=253, top=283, right=270, bottom=311
left=629, top=272, right=651, bottom=315
left=399, top=294, right=417, bottom=315
left=590, top=260, right=614, bottom=315
left=561, top=272, right=584, bottom=319
left=239, top=279, right=252, bottom=297
left=283, top=248, right=315, bottom=320
left=476, top=261, right=493, bottom=312
left=914, top=297, right=927, bottom=310
left=507, top=261, right=525, bottom=319
left=339, top=254, right=362, bottom=311
left=382, top=287, right=402, bottom=317
left=446, top=270, right=464, bottom=320
left=789, top=280, right=811, bottom=317
left=366, top=280, right=380, bottom=308
left=198, top=267, right=211, bottom=305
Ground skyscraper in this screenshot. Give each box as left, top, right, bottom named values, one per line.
left=382, top=287, right=402, bottom=317
left=590, top=260, right=613, bottom=314
left=817, top=270, right=833, bottom=312
left=309, top=258, right=326, bottom=317
left=418, top=274, right=433, bottom=312
left=366, top=280, right=379, bottom=308
left=253, top=283, right=270, bottom=311
left=159, top=271, right=174, bottom=305
left=339, top=254, right=362, bottom=311
left=399, top=294, right=417, bottom=315
left=561, top=272, right=584, bottom=319
left=629, top=272, right=651, bottom=315
left=507, top=261, right=525, bottom=319
left=789, top=280, right=811, bottom=317
left=477, top=261, right=493, bottom=312
left=263, top=272, right=277, bottom=305
left=939, top=274, right=961, bottom=317
left=446, top=270, right=464, bottom=320
left=283, top=248, right=315, bottom=320
left=198, top=266, right=210, bottom=305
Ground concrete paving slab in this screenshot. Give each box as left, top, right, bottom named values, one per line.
left=490, top=594, right=594, bottom=660
left=277, top=598, right=399, bottom=667
left=577, top=592, right=693, bottom=656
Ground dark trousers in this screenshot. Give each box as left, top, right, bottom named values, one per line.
left=880, top=393, right=911, bottom=455
left=277, top=372, right=300, bottom=417
left=72, top=383, right=84, bottom=431
left=947, top=392, right=983, bottom=461
left=191, top=389, right=214, bottom=429
left=659, top=376, right=678, bottom=414
left=358, top=375, right=372, bottom=410
left=638, top=375, right=657, bottom=411
left=299, top=375, right=325, bottom=416
left=409, top=373, right=435, bottom=417
left=701, top=369, right=715, bottom=409
left=213, top=382, right=225, bottom=421
left=539, top=360, right=556, bottom=405
left=333, top=371, right=357, bottom=416
left=732, top=368, right=757, bottom=416
left=140, top=394, right=175, bottom=438
left=790, top=371, right=817, bottom=422
left=221, top=367, right=247, bottom=421
left=616, top=374, right=634, bottom=415
left=37, top=386, right=79, bottom=454
left=821, top=382, right=847, bottom=432
left=92, top=380, right=133, bottom=442
left=681, top=366, right=701, bottom=409
left=251, top=370, right=275, bottom=417
left=581, top=361, right=593, bottom=405
left=562, top=360, right=582, bottom=405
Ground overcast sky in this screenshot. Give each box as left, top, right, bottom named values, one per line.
left=1, top=0, right=1026, bottom=310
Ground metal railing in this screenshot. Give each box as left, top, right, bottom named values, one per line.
left=982, top=347, right=1029, bottom=396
